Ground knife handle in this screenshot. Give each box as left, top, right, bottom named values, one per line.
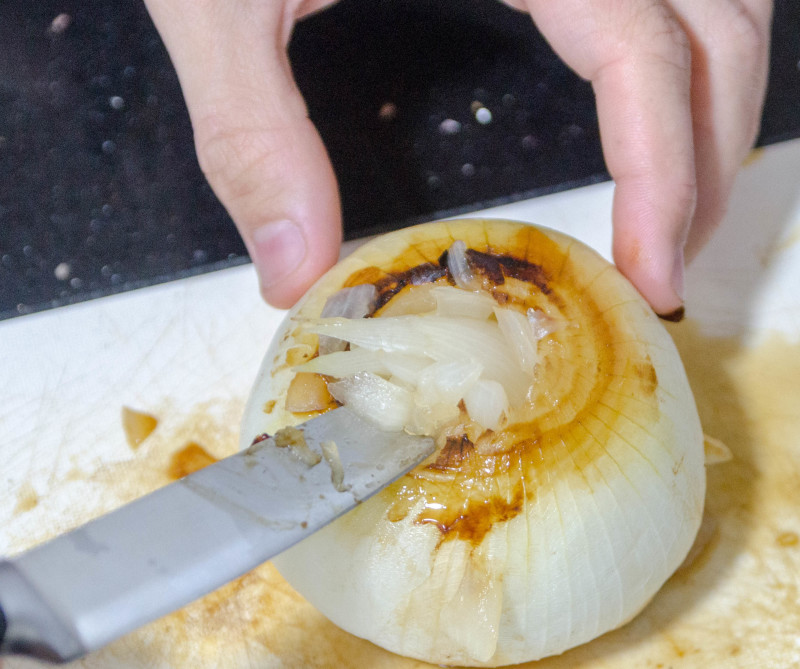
left=0, top=559, right=85, bottom=662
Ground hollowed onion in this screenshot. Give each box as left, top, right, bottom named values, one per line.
left=240, top=219, right=705, bottom=666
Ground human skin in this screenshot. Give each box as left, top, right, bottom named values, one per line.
left=142, top=0, right=773, bottom=317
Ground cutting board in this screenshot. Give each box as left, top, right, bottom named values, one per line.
left=2, top=139, right=800, bottom=668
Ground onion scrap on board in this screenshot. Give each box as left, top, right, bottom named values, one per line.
left=241, top=219, right=707, bottom=667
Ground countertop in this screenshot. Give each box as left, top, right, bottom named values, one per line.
left=1, top=0, right=799, bottom=321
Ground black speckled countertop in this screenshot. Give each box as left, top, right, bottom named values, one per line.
left=1, top=0, right=799, bottom=321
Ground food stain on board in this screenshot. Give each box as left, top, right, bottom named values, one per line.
left=13, top=481, right=39, bottom=514
left=7, top=324, right=800, bottom=669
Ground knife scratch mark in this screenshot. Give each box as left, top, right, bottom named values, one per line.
left=179, top=477, right=304, bottom=533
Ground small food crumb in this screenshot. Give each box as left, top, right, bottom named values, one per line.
left=703, top=434, right=733, bottom=465
left=274, top=426, right=321, bottom=467
left=109, top=96, right=125, bottom=110
left=321, top=440, right=350, bottom=492
left=122, top=406, right=159, bottom=449
left=461, top=163, right=476, bottom=177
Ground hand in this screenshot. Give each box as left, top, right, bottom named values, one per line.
left=144, top=0, right=772, bottom=316
left=143, top=0, right=342, bottom=309
left=504, top=0, right=773, bottom=316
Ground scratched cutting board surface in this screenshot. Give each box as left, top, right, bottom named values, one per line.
left=2, top=139, right=800, bottom=668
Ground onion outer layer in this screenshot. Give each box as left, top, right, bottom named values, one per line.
left=241, top=219, right=706, bottom=667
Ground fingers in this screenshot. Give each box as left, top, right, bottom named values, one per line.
left=521, top=0, right=696, bottom=315
left=143, top=0, right=341, bottom=308
left=668, top=0, right=773, bottom=261
left=518, top=0, right=772, bottom=316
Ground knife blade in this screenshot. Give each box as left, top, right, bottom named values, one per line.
left=0, top=407, right=434, bottom=663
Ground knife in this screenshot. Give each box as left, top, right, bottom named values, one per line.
left=0, top=407, right=434, bottom=663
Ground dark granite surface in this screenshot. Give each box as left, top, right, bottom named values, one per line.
left=1, top=0, right=799, bottom=321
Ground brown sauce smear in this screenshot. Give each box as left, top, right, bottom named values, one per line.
left=337, top=225, right=661, bottom=546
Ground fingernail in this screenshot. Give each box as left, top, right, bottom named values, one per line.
left=671, top=247, right=685, bottom=302
left=251, top=220, right=307, bottom=289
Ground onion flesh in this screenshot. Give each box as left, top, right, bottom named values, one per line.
left=432, top=285, right=496, bottom=319
left=305, top=314, right=532, bottom=405
left=244, top=220, right=707, bottom=668
left=318, top=284, right=377, bottom=354
left=493, top=306, right=539, bottom=375
left=463, top=379, right=508, bottom=432
left=327, top=372, right=413, bottom=432
left=446, top=240, right=481, bottom=290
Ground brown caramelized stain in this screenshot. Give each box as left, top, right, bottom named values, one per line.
left=121, top=406, right=159, bottom=449
left=419, top=486, right=525, bottom=543
left=428, top=434, right=475, bottom=471
left=167, top=442, right=219, bottom=480
left=776, top=531, right=799, bottom=547
left=345, top=238, right=556, bottom=317
left=634, top=357, right=658, bottom=394
left=332, top=224, right=665, bottom=547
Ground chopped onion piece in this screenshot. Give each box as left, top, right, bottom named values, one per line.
left=321, top=284, right=377, bottom=319
left=415, top=360, right=482, bottom=407
left=318, top=285, right=377, bottom=354
left=408, top=401, right=461, bottom=435
left=328, top=372, right=413, bottom=432
left=463, top=380, right=508, bottom=431
left=320, top=440, right=350, bottom=492
left=298, top=348, right=391, bottom=378
left=447, top=240, right=480, bottom=290
left=494, top=306, right=539, bottom=375
left=377, top=283, right=437, bottom=317
left=307, top=315, right=532, bottom=405
left=527, top=308, right=563, bottom=340
left=273, top=426, right=321, bottom=467
left=381, top=354, right=431, bottom=386
left=432, top=285, right=496, bottom=319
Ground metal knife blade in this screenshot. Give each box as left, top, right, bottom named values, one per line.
left=0, top=407, right=434, bottom=663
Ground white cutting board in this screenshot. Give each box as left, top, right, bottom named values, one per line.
left=2, top=138, right=800, bottom=668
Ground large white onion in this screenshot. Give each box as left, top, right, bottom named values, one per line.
left=240, top=219, right=706, bottom=667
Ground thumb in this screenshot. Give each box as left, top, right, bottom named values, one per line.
left=144, top=0, right=341, bottom=308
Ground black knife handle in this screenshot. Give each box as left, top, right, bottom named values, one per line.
left=0, top=560, right=85, bottom=662
left=0, top=602, right=6, bottom=652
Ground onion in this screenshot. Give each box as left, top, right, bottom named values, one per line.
left=241, top=219, right=706, bottom=667
left=327, top=372, right=413, bottom=432
left=463, top=379, right=508, bottom=432
left=318, top=284, right=377, bottom=354
left=527, top=307, right=563, bottom=340
left=493, top=306, right=539, bottom=375
left=297, top=347, right=392, bottom=378
left=305, top=315, right=532, bottom=404
left=320, top=283, right=377, bottom=319
left=432, top=285, right=496, bottom=319
left=446, top=239, right=481, bottom=290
